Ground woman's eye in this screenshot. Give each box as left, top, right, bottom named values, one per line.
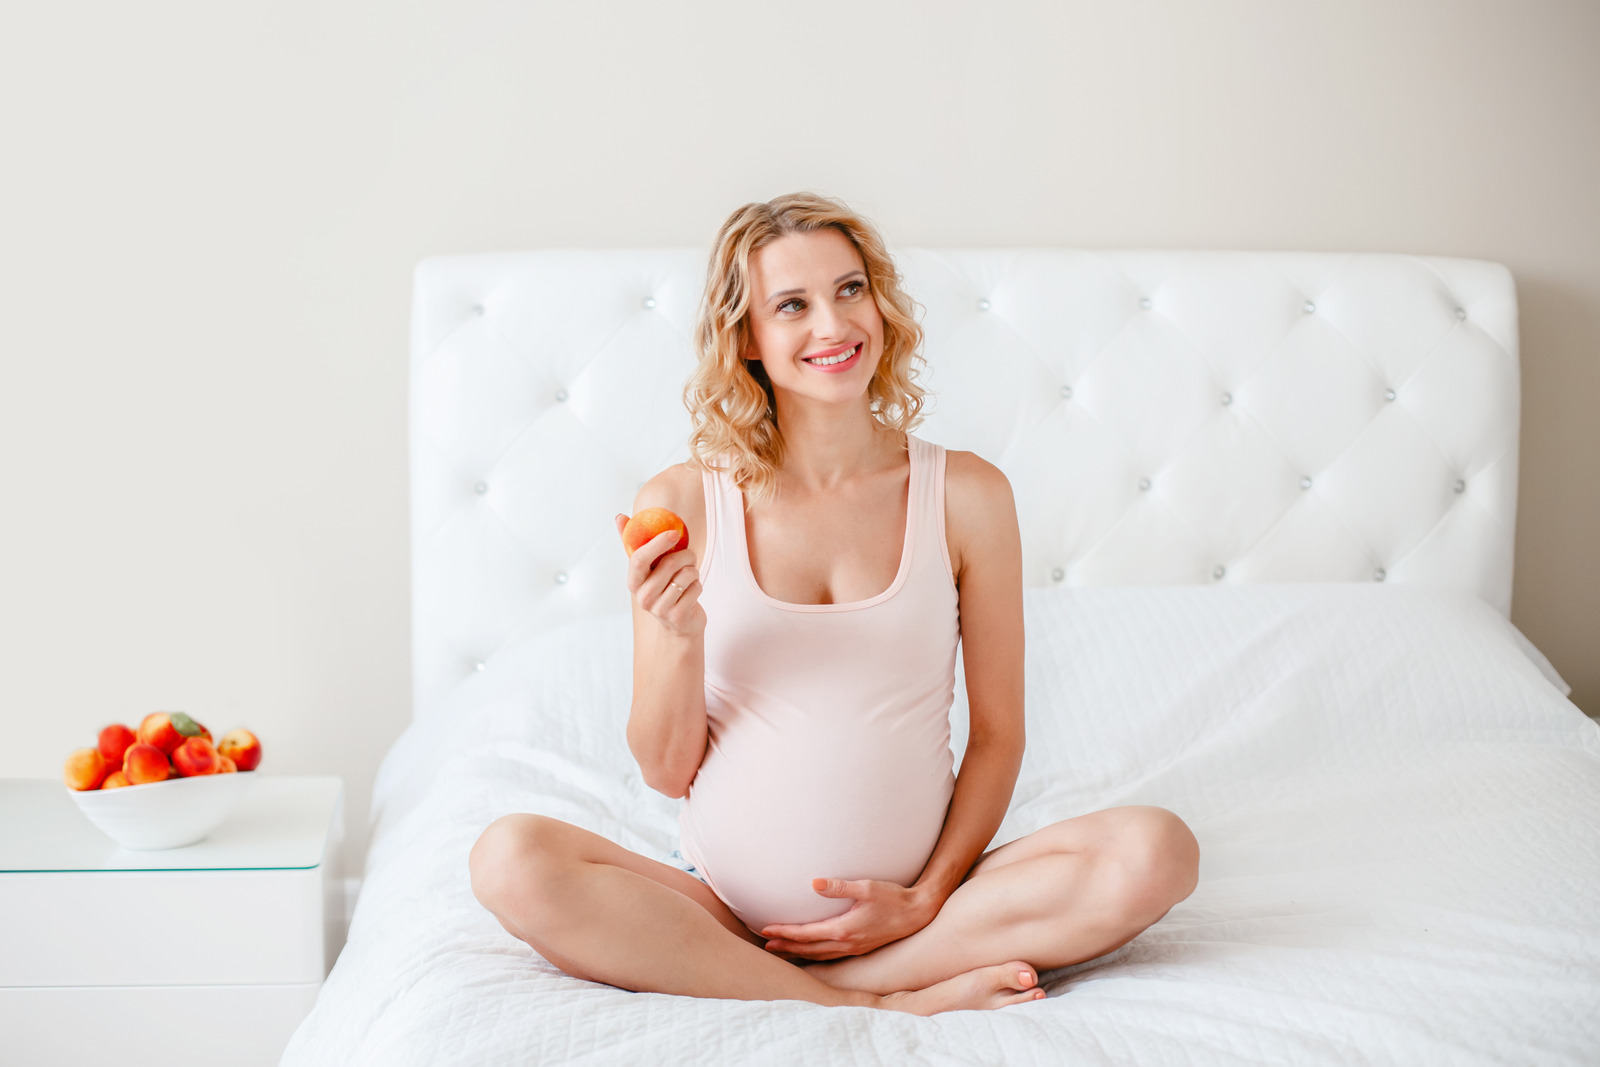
left=841, top=280, right=866, bottom=297
left=777, top=298, right=804, bottom=314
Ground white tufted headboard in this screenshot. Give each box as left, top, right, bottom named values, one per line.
left=409, top=249, right=1520, bottom=722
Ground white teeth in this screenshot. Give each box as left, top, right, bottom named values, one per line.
left=807, top=344, right=858, bottom=366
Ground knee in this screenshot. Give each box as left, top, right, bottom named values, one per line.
left=1111, top=807, right=1200, bottom=921
left=468, top=813, right=569, bottom=915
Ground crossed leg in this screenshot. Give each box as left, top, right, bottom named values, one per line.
left=469, top=814, right=1047, bottom=1015
left=804, top=805, right=1201, bottom=994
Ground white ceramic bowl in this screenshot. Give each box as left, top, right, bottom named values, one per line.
left=68, top=771, right=255, bottom=850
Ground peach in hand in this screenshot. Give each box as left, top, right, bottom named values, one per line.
left=172, top=736, right=220, bottom=777
left=64, top=748, right=109, bottom=791
left=621, top=507, right=689, bottom=561
left=122, top=742, right=171, bottom=785
left=97, top=724, right=137, bottom=767
left=216, top=729, right=261, bottom=772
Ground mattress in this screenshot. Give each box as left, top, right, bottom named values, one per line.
left=282, top=584, right=1600, bottom=1066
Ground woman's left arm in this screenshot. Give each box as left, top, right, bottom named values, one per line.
left=760, top=454, right=1024, bottom=959
left=907, top=453, right=1026, bottom=913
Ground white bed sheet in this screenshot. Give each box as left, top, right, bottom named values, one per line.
left=283, top=585, right=1600, bottom=1066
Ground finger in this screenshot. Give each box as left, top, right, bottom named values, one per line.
left=629, top=531, right=684, bottom=588
left=630, top=528, right=679, bottom=568
left=642, top=529, right=679, bottom=570
left=654, top=547, right=698, bottom=577
left=811, top=877, right=870, bottom=899
left=660, top=577, right=698, bottom=607
left=760, top=919, right=847, bottom=942
left=647, top=563, right=700, bottom=608
left=761, top=945, right=830, bottom=964
left=764, top=939, right=853, bottom=959
left=614, top=513, right=629, bottom=540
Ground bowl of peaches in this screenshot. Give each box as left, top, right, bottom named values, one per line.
left=62, top=713, right=264, bottom=850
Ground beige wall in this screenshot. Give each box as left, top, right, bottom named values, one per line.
left=3, top=0, right=1595, bottom=877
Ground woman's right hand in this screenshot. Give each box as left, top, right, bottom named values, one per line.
left=616, top=514, right=706, bottom=637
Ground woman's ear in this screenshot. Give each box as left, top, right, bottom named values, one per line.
left=735, top=321, right=756, bottom=363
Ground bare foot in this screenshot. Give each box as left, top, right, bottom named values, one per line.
left=878, top=961, right=1047, bottom=1016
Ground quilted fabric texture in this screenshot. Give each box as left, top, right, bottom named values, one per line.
left=282, top=586, right=1600, bottom=1066
left=409, top=249, right=1519, bottom=723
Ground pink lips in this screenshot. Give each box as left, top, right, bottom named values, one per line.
left=803, top=342, right=862, bottom=373
left=804, top=341, right=856, bottom=361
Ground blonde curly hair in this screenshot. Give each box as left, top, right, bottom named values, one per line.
left=682, top=192, right=928, bottom=506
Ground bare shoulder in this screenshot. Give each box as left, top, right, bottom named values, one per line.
left=633, top=461, right=707, bottom=564
left=941, top=449, right=1019, bottom=583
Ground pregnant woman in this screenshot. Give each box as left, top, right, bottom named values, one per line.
left=470, top=192, right=1200, bottom=1015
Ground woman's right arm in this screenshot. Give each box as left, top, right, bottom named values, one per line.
left=616, top=477, right=708, bottom=799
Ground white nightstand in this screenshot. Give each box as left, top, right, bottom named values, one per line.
left=0, top=775, right=345, bottom=1067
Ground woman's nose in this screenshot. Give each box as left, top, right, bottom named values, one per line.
left=812, top=297, right=849, bottom=341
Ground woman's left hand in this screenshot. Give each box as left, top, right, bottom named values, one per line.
left=759, top=879, right=939, bottom=960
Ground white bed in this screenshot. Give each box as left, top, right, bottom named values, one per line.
left=283, top=249, right=1600, bottom=1065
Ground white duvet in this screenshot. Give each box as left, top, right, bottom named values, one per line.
left=283, top=585, right=1600, bottom=1066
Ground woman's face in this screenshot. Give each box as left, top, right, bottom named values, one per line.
left=742, top=227, right=885, bottom=407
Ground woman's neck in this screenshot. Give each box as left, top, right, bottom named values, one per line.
left=772, top=404, right=904, bottom=495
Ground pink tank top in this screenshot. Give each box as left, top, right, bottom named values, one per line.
left=678, top=433, right=961, bottom=933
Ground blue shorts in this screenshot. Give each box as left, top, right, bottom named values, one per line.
left=667, top=848, right=710, bottom=886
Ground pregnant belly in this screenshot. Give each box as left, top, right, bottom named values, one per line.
left=678, top=738, right=955, bottom=933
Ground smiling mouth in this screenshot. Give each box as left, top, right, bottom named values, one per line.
left=803, top=343, right=862, bottom=366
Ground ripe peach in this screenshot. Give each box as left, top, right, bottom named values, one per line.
left=137, top=713, right=183, bottom=754
left=138, top=711, right=203, bottom=754
left=102, top=771, right=131, bottom=789
left=216, top=754, right=237, bottom=773
left=123, top=742, right=171, bottom=785
left=64, top=748, right=109, bottom=791
left=172, top=736, right=219, bottom=777
left=97, top=724, right=137, bottom=767
left=216, top=729, right=261, bottom=772
left=621, top=507, right=689, bottom=561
